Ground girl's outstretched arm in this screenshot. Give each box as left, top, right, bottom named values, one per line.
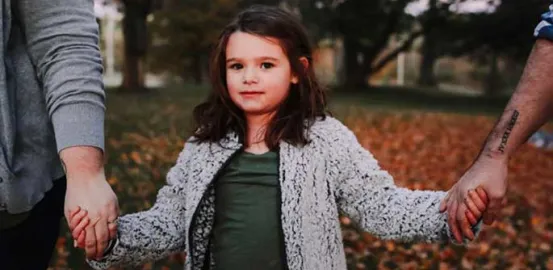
left=86, top=141, right=197, bottom=269
left=334, top=128, right=482, bottom=244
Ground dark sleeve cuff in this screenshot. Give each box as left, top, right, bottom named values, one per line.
left=102, top=237, right=118, bottom=257
left=534, top=5, right=553, bottom=41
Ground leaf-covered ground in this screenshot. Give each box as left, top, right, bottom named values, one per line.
left=48, top=87, right=553, bottom=269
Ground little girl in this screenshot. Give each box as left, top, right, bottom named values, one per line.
left=70, top=5, right=489, bottom=270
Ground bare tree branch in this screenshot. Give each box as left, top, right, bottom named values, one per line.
left=371, top=30, right=422, bottom=74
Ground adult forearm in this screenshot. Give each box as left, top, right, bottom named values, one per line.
left=479, top=39, right=553, bottom=161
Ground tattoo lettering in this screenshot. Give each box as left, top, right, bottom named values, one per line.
left=498, top=110, right=519, bottom=153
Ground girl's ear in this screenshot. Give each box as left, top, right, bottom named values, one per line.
left=291, top=57, right=309, bottom=84
left=299, top=56, right=309, bottom=70
left=291, top=76, right=299, bottom=84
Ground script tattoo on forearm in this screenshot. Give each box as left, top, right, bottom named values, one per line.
left=498, top=110, right=519, bottom=153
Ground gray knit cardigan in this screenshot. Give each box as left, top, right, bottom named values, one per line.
left=89, top=116, right=477, bottom=270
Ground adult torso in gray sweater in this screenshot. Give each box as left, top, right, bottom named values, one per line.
left=0, top=0, right=105, bottom=216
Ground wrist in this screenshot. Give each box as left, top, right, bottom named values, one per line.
left=60, top=146, right=105, bottom=179
left=477, top=142, right=511, bottom=165
left=480, top=149, right=509, bottom=162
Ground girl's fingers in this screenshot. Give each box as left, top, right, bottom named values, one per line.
left=77, top=231, right=86, bottom=249
left=465, top=193, right=482, bottom=218
left=72, top=216, right=90, bottom=240
left=468, top=190, right=487, bottom=213
left=70, top=209, right=87, bottom=231
left=69, top=206, right=81, bottom=220
left=475, top=186, right=489, bottom=205
left=466, top=210, right=478, bottom=226
left=69, top=210, right=86, bottom=231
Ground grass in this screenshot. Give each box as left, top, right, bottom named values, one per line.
left=328, top=85, right=511, bottom=116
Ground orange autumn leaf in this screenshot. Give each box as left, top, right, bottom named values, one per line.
left=130, top=151, right=143, bottom=165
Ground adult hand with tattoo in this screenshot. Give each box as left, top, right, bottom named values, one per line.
left=440, top=39, right=553, bottom=243
left=440, top=156, right=508, bottom=242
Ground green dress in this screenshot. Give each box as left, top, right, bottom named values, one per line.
left=211, top=150, right=286, bottom=270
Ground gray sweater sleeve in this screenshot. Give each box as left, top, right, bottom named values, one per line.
left=335, top=128, right=479, bottom=244
left=15, top=0, right=106, bottom=152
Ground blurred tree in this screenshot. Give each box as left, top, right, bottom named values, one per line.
left=300, top=0, right=420, bottom=88
left=147, top=0, right=240, bottom=84
left=445, top=0, right=548, bottom=95
left=417, top=0, right=448, bottom=87
left=409, top=0, right=548, bottom=92
left=119, top=0, right=163, bottom=92
left=415, top=0, right=475, bottom=88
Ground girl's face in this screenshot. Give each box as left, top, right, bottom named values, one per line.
left=225, top=31, right=297, bottom=119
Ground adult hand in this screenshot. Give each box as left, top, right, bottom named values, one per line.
left=64, top=171, right=119, bottom=259
left=60, top=146, right=119, bottom=260
left=440, top=156, right=508, bottom=242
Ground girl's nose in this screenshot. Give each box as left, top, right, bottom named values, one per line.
left=242, top=67, right=259, bottom=84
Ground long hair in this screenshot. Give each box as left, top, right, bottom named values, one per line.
left=192, top=5, right=328, bottom=149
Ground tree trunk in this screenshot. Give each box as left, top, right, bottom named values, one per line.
left=418, top=36, right=438, bottom=87
left=343, top=38, right=367, bottom=88
left=417, top=0, right=438, bottom=87
left=123, top=53, right=143, bottom=90
left=485, top=52, right=500, bottom=95
left=121, top=0, right=151, bottom=92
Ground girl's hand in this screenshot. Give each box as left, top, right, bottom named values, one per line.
left=69, top=207, right=117, bottom=249
left=69, top=206, right=89, bottom=249
left=69, top=207, right=118, bottom=250
left=463, top=186, right=489, bottom=226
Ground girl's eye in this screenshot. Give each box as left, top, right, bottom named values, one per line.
left=229, top=63, right=243, bottom=70
left=261, top=62, right=274, bottom=69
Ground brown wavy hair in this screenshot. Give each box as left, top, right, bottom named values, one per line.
left=192, top=5, right=328, bottom=149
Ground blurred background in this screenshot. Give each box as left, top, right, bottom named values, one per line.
left=49, top=0, right=553, bottom=269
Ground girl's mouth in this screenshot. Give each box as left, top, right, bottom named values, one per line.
left=240, top=91, right=264, bottom=97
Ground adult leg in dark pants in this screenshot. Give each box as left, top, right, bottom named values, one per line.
left=0, top=177, right=67, bottom=270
